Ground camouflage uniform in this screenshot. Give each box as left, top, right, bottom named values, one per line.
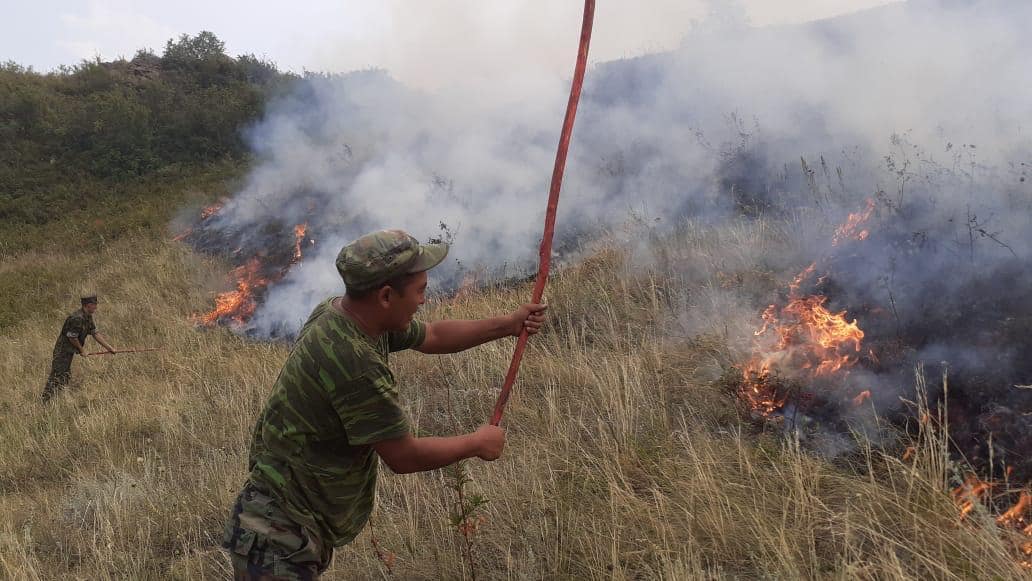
left=42, top=308, right=96, bottom=401
left=224, top=482, right=333, bottom=580
left=223, top=230, right=447, bottom=579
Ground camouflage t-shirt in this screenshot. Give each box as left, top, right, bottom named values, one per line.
left=248, top=297, right=425, bottom=546
left=54, top=309, right=96, bottom=356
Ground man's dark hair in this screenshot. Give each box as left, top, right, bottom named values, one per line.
left=345, top=273, right=419, bottom=300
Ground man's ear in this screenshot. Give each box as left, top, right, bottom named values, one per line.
left=376, top=285, right=392, bottom=308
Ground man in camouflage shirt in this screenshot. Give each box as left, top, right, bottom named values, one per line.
left=42, top=295, right=117, bottom=401
left=223, top=229, right=547, bottom=579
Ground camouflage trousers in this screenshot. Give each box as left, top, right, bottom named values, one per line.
left=42, top=352, right=75, bottom=402
left=223, top=481, right=333, bottom=580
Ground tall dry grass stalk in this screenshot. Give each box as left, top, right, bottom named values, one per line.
left=0, top=227, right=1025, bottom=579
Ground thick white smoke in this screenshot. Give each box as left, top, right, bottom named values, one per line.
left=202, top=0, right=1031, bottom=338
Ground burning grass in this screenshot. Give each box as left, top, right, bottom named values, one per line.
left=179, top=201, right=314, bottom=330
left=1, top=224, right=1028, bottom=578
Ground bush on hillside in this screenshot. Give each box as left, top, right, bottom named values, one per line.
left=0, top=32, right=296, bottom=224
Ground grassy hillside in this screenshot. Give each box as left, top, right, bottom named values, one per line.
left=0, top=160, right=245, bottom=330
left=1, top=31, right=1027, bottom=581
left=0, top=31, right=291, bottom=329
left=1, top=217, right=1026, bottom=579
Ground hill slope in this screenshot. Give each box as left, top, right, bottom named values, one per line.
left=1, top=223, right=1027, bottom=578
left=2, top=15, right=1029, bottom=580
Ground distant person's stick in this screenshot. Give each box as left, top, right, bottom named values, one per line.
left=490, top=0, right=595, bottom=426
left=87, top=347, right=162, bottom=356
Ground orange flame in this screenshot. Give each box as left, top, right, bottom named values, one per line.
left=782, top=296, right=864, bottom=374
left=832, top=197, right=876, bottom=246
left=1012, top=514, right=1031, bottom=569
left=998, top=491, right=1032, bottom=527
left=201, top=201, right=224, bottom=220
left=995, top=490, right=1032, bottom=569
left=740, top=364, right=789, bottom=416
left=192, top=222, right=313, bottom=328
left=740, top=261, right=865, bottom=416
left=293, top=223, right=308, bottom=262
left=191, top=258, right=266, bottom=328
left=852, top=390, right=872, bottom=407
left=173, top=200, right=225, bottom=242
left=950, top=479, right=1032, bottom=568
left=951, top=474, right=993, bottom=520
left=737, top=203, right=877, bottom=417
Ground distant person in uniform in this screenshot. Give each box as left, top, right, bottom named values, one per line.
left=42, top=295, right=117, bottom=401
left=222, top=229, right=548, bottom=580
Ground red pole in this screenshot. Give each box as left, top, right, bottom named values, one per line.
left=491, top=0, right=595, bottom=426
left=87, top=348, right=162, bottom=356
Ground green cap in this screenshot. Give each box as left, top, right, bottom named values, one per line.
left=336, top=229, right=449, bottom=291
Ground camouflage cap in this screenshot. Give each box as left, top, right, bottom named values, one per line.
left=80, top=295, right=98, bottom=305
left=336, top=229, right=449, bottom=291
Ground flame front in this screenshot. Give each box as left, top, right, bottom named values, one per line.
left=733, top=198, right=1032, bottom=568
left=740, top=262, right=866, bottom=416
left=190, top=258, right=266, bottom=328
left=994, top=490, right=1032, bottom=568
left=998, top=491, right=1031, bottom=527
left=951, top=485, right=1032, bottom=569
left=738, top=200, right=878, bottom=417
left=192, top=222, right=311, bottom=328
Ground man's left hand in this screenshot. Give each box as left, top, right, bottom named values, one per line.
left=509, top=303, right=548, bottom=337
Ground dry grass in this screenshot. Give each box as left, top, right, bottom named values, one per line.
left=0, top=223, right=1026, bottom=580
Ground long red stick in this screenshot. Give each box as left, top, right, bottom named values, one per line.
left=491, top=0, right=595, bottom=426
left=87, top=348, right=162, bottom=356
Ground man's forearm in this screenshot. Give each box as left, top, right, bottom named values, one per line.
left=420, top=317, right=512, bottom=354
left=376, top=433, right=482, bottom=474
left=68, top=337, right=85, bottom=354
left=94, top=334, right=115, bottom=352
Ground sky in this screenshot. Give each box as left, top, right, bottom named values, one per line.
left=2, top=0, right=899, bottom=88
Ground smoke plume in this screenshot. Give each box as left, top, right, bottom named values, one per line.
left=184, top=0, right=1031, bottom=474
